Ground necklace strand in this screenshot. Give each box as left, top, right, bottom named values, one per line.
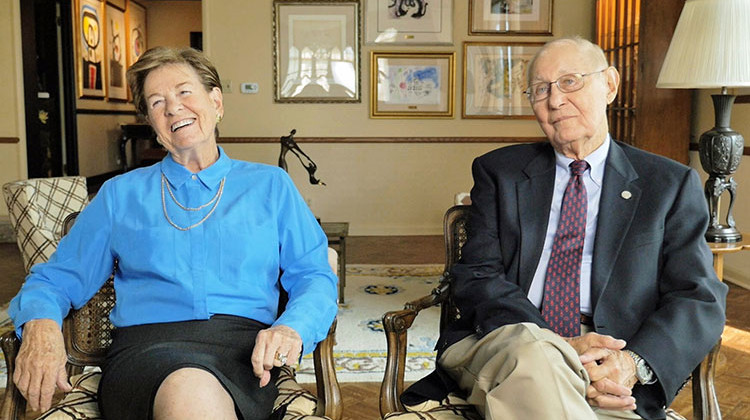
left=161, top=174, right=225, bottom=231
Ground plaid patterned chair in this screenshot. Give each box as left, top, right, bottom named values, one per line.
left=2, top=176, right=89, bottom=273
left=379, top=205, right=717, bottom=420
left=0, top=211, right=343, bottom=420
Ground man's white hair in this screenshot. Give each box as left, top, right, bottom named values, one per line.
left=527, top=36, right=609, bottom=84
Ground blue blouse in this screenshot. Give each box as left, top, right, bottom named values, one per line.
left=10, top=147, right=338, bottom=354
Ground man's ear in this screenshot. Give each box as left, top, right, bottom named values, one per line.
left=605, top=66, right=620, bottom=104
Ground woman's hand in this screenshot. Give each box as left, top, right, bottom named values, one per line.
left=14, top=319, right=72, bottom=412
left=251, top=325, right=302, bottom=387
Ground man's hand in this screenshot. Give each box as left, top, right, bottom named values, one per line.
left=564, top=332, right=638, bottom=410
left=251, top=325, right=302, bottom=387
left=14, top=319, right=71, bottom=412
left=582, top=348, right=638, bottom=410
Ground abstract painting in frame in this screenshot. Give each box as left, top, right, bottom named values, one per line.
left=365, top=0, right=453, bottom=45
left=126, top=0, right=147, bottom=68
left=469, top=0, right=553, bottom=35
left=273, top=0, right=361, bottom=103
left=105, top=2, right=128, bottom=101
left=75, top=0, right=106, bottom=98
left=462, top=42, right=542, bottom=119
left=371, top=51, right=455, bottom=118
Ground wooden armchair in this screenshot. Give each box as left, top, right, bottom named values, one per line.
left=380, top=204, right=720, bottom=420
left=1, top=212, right=342, bottom=420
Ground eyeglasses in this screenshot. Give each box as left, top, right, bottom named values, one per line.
left=524, top=69, right=608, bottom=103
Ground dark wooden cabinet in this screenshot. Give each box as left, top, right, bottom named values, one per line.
left=596, top=0, right=691, bottom=164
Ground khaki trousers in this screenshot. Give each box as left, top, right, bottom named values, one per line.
left=439, top=323, right=643, bottom=420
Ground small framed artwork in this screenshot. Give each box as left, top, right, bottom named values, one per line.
left=462, top=42, right=542, bottom=119
left=469, top=0, right=553, bottom=35
left=126, top=0, right=147, bottom=67
left=370, top=51, right=455, bottom=118
left=273, top=0, right=361, bottom=103
left=105, top=2, right=128, bottom=101
left=75, top=0, right=106, bottom=98
left=365, top=0, right=453, bottom=45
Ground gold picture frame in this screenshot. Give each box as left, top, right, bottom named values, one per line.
left=370, top=51, right=455, bottom=118
left=273, top=0, right=362, bottom=103
left=75, top=0, right=106, bottom=98
left=462, top=42, right=542, bottom=119
left=469, top=0, right=553, bottom=35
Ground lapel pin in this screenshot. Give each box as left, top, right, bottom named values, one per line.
left=621, top=190, right=632, bottom=200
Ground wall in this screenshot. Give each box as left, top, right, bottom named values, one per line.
left=204, top=0, right=596, bottom=235
left=0, top=0, right=25, bottom=220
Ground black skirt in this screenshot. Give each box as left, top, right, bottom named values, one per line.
left=98, top=315, right=280, bottom=420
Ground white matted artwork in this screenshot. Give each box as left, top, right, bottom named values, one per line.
left=365, top=0, right=453, bottom=45
left=273, top=0, right=361, bottom=103
left=462, top=42, right=541, bottom=119
left=469, top=0, right=553, bottom=35
left=105, top=3, right=127, bottom=101
left=371, top=51, right=455, bottom=118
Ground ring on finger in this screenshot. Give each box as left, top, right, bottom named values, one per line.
left=275, top=352, right=288, bottom=365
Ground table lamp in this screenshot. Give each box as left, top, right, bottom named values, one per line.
left=656, top=0, right=750, bottom=242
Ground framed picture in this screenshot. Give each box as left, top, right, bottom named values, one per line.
left=105, top=3, right=128, bottom=101
left=75, top=0, right=106, bottom=98
left=365, top=0, right=453, bottom=45
left=126, top=0, right=147, bottom=67
left=370, top=51, right=455, bottom=118
left=273, top=0, right=361, bottom=103
left=462, top=42, right=542, bottom=119
left=469, top=0, right=553, bottom=35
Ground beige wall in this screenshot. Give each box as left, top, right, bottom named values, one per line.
left=145, top=0, right=202, bottom=48
left=204, top=0, right=595, bottom=235
left=0, top=0, right=25, bottom=219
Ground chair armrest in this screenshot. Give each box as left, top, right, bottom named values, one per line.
left=313, top=318, right=342, bottom=420
left=379, top=273, right=451, bottom=417
left=1, top=330, right=26, bottom=420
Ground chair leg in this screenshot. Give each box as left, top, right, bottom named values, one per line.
left=1, top=331, right=27, bottom=420
left=313, top=320, right=342, bottom=420
left=692, top=338, right=722, bottom=420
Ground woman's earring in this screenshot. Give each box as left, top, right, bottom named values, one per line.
left=216, top=114, right=223, bottom=123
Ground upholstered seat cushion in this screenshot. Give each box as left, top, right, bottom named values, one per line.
left=36, top=366, right=330, bottom=420
left=383, top=394, right=481, bottom=420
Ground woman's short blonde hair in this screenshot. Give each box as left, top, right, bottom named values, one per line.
left=126, top=47, right=222, bottom=118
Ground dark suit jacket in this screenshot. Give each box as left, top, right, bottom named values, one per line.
left=404, top=140, right=728, bottom=420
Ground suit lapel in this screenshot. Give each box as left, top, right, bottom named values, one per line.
left=517, top=146, right=555, bottom=292
left=591, top=141, right=641, bottom=309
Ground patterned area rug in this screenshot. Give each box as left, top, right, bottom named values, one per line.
left=297, top=264, right=443, bottom=383
left=0, top=264, right=443, bottom=387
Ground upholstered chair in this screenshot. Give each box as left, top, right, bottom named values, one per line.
left=380, top=205, right=719, bottom=420
left=2, top=176, right=89, bottom=273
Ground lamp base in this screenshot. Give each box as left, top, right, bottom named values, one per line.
left=705, top=225, right=742, bottom=243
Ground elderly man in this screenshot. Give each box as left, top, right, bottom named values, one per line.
left=402, top=37, right=727, bottom=420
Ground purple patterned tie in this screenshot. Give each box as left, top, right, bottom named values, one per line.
left=542, top=160, right=589, bottom=337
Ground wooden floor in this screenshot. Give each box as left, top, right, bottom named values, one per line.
left=2, top=236, right=749, bottom=419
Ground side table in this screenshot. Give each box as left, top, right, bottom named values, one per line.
left=697, top=236, right=750, bottom=420
left=321, top=222, right=349, bottom=304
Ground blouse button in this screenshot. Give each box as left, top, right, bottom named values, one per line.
left=191, top=175, right=197, bottom=180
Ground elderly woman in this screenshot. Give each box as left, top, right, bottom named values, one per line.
left=9, top=46, right=338, bottom=420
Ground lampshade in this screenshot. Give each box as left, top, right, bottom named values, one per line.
left=657, top=0, right=750, bottom=88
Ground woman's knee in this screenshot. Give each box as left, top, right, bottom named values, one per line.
left=153, top=367, right=237, bottom=420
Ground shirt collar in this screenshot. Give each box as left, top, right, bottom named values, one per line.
left=554, top=134, right=610, bottom=187
left=160, top=146, right=232, bottom=189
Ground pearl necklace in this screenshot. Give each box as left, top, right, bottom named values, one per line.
left=161, top=173, right=225, bottom=231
